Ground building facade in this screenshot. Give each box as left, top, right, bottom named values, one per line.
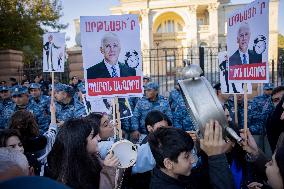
left=109, top=0, right=279, bottom=75
left=69, top=0, right=280, bottom=91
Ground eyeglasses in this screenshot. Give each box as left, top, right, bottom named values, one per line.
left=0, top=90, right=9, bottom=93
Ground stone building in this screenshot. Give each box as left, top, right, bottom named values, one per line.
left=69, top=0, right=279, bottom=83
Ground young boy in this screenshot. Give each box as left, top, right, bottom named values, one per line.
left=148, top=121, right=234, bottom=189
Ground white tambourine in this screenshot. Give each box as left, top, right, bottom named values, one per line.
left=110, top=140, right=138, bottom=168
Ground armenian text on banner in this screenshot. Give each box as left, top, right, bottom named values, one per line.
left=80, top=15, right=143, bottom=98
left=227, top=0, right=269, bottom=83
left=218, top=51, right=252, bottom=94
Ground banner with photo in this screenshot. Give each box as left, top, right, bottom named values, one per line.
left=218, top=51, right=252, bottom=94
left=82, top=94, right=133, bottom=120
left=80, top=15, right=143, bottom=98
left=227, top=0, right=269, bottom=83
left=42, top=33, right=65, bottom=72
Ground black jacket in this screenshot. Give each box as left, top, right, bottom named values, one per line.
left=229, top=49, right=262, bottom=66
left=266, top=95, right=284, bottom=152
left=150, top=154, right=234, bottom=189
left=86, top=60, right=135, bottom=79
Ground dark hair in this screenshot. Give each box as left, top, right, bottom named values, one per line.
left=21, top=79, right=29, bottom=85
left=9, top=110, right=39, bottom=140
left=272, top=86, right=284, bottom=96
left=0, top=129, right=22, bottom=147
left=148, top=127, right=194, bottom=169
left=85, top=112, right=104, bottom=130
left=275, top=132, right=284, bottom=185
left=47, top=118, right=101, bottom=189
left=145, top=110, right=172, bottom=133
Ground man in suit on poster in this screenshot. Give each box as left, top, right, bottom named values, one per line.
left=43, top=35, right=60, bottom=71
left=87, top=32, right=135, bottom=79
left=229, top=23, right=262, bottom=66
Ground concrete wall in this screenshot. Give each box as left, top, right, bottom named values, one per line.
left=67, top=47, right=84, bottom=80
left=0, top=49, right=23, bottom=82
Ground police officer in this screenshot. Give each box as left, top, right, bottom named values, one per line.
left=131, top=82, right=172, bottom=143
left=0, top=85, right=50, bottom=132
left=248, top=83, right=274, bottom=155
left=54, top=83, right=86, bottom=122
left=29, top=83, right=50, bottom=115
left=0, top=86, right=13, bottom=108
left=168, top=81, right=195, bottom=131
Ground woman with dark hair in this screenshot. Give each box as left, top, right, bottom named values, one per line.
left=47, top=118, right=119, bottom=189
left=241, top=130, right=284, bottom=189
left=0, top=129, right=24, bottom=153
left=9, top=101, right=59, bottom=176
left=86, top=112, right=114, bottom=141
left=9, top=110, right=40, bottom=148
left=0, top=129, right=40, bottom=175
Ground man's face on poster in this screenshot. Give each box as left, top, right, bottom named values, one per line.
left=48, top=35, right=53, bottom=42
left=100, top=36, right=121, bottom=65
left=237, top=25, right=251, bottom=53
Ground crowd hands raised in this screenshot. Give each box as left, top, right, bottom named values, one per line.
left=0, top=75, right=283, bottom=189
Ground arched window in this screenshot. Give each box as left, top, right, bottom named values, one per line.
left=154, top=12, right=185, bottom=33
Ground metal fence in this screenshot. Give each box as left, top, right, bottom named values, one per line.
left=19, top=47, right=284, bottom=92
left=142, top=46, right=284, bottom=95
left=19, top=58, right=70, bottom=83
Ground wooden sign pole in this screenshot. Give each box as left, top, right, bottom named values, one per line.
left=115, top=97, right=122, bottom=140
left=51, top=72, right=55, bottom=102
left=244, top=83, right=248, bottom=139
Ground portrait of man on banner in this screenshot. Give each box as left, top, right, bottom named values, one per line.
left=81, top=15, right=143, bottom=98
left=227, top=0, right=269, bottom=83
left=229, top=22, right=262, bottom=66
left=87, top=32, right=136, bottom=79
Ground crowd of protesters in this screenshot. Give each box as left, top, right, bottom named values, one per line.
left=0, top=74, right=283, bottom=189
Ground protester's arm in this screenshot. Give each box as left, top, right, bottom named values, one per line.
left=38, top=100, right=59, bottom=162
left=200, top=120, right=235, bottom=189
left=99, top=153, right=119, bottom=189
left=240, top=129, right=268, bottom=178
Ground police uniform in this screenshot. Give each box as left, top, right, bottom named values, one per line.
left=29, top=83, right=51, bottom=115
left=0, top=85, right=50, bottom=133
left=248, top=84, right=274, bottom=135
left=227, top=96, right=253, bottom=130
left=54, top=83, right=86, bottom=122
left=0, top=86, right=14, bottom=108
left=169, top=88, right=195, bottom=131
left=131, top=82, right=173, bottom=134
left=248, top=83, right=274, bottom=155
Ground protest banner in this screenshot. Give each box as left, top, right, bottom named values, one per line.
left=218, top=51, right=252, bottom=94
left=227, top=0, right=269, bottom=83
left=43, top=33, right=65, bottom=72
left=82, top=94, right=133, bottom=120
left=80, top=15, right=143, bottom=98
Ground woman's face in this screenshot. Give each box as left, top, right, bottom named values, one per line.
left=86, top=129, right=101, bottom=155
left=266, top=154, right=283, bottom=189
left=6, top=136, right=24, bottom=154
left=99, top=115, right=114, bottom=140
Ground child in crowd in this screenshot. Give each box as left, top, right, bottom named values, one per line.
left=148, top=121, right=234, bottom=189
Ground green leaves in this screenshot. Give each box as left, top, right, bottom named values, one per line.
left=0, top=0, right=67, bottom=64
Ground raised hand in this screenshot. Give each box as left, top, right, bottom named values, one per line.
left=200, top=120, right=227, bottom=156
